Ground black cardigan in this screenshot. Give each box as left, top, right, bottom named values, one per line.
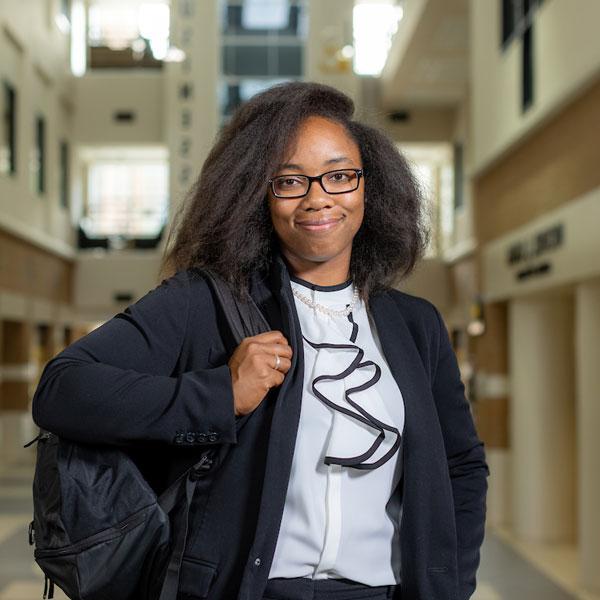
left=32, top=252, right=489, bottom=600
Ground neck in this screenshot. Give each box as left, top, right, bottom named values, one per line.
left=280, top=248, right=351, bottom=287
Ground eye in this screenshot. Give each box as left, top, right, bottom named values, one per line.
left=276, top=176, right=304, bottom=189
left=326, top=171, right=352, bottom=182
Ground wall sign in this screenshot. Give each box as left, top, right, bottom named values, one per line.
left=483, top=188, right=599, bottom=301
left=506, top=223, right=564, bottom=282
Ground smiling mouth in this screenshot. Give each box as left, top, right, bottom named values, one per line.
left=296, top=217, right=344, bottom=232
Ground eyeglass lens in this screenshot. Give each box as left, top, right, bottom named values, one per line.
left=272, top=169, right=360, bottom=197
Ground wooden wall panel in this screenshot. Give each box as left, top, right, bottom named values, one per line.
left=0, top=320, right=32, bottom=411
left=473, top=301, right=509, bottom=449
left=0, top=228, right=73, bottom=303
left=474, top=77, right=600, bottom=245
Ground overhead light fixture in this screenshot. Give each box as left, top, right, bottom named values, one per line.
left=163, top=46, right=186, bottom=63
left=70, top=0, right=86, bottom=77
left=55, top=13, right=71, bottom=34
left=353, top=1, right=404, bottom=76
left=467, top=297, right=486, bottom=337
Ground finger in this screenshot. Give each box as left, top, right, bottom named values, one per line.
left=243, top=337, right=290, bottom=357
left=258, top=342, right=293, bottom=359
left=266, top=355, right=291, bottom=372
left=267, top=370, right=286, bottom=389
left=250, top=330, right=288, bottom=343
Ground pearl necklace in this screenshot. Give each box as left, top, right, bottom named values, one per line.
left=292, top=284, right=360, bottom=318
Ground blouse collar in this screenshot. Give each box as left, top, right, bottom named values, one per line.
left=289, top=273, right=353, bottom=292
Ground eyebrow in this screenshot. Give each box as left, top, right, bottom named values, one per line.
left=278, top=156, right=355, bottom=171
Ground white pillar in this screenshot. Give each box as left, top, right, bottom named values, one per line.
left=485, top=448, right=512, bottom=527
left=162, top=0, right=219, bottom=255
left=509, top=296, right=576, bottom=542
left=575, top=279, right=600, bottom=593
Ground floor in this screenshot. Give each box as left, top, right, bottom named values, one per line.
left=0, top=424, right=598, bottom=600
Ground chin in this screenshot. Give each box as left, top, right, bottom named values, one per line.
left=289, top=245, right=346, bottom=264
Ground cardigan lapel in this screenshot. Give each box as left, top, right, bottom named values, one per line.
left=240, top=253, right=307, bottom=595
left=369, top=291, right=459, bottom=598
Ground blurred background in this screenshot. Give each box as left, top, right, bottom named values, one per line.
left=0, top=0, right=599, bottom=598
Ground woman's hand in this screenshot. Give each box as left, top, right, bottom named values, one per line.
left=228, top=330, right=293, bottom=417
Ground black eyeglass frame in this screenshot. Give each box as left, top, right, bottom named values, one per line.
left=268, top=168, right=364, bottom=199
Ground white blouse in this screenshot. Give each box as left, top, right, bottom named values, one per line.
left=268, top=275, right=405, bottom=585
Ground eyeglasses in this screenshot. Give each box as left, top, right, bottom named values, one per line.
left=268, top=168, right=363, bottom=199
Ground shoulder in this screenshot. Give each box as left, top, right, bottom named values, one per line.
left=383, top=287, right=445, bottom=364
left=153, top=267, right=211, bottom=296
left=143, top=268, right=226, bottom=350
left=380, top=287, right=447, bottom=382
left=131, top=267, right=214, bottom=317
left=152, top=267, right=225, bottom=315
left=384, top=287, right=442, bottom=333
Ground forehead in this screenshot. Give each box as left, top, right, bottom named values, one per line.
left=282, top=116, right=360, bottom=162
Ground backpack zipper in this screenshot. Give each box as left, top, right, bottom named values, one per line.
left=23, top=431, right=53, bottom=448
left=34, top=504, right=152, bottom=558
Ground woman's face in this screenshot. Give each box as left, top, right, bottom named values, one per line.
left=268, top=116, right=365, bottom=270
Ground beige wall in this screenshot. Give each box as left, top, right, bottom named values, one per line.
left=73, top=72, right=164, bottom=145
left=470, top=0, right=600, bottom=175
left=74, top=251, right=165, bottom=321
left=473, top=77, right=600, bottom=247
left=0, top=1, right=75, bottom=259
left=376, top=106, right=457, bottom=143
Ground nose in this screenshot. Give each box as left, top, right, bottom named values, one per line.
left=301, top=178, right=333, bottom=210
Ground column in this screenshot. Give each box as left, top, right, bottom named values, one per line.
left=162, top=0, right=219, bottom=259
left=509, top=295, right=576, bottom=541
left=575, top=279, right=600, bottom=593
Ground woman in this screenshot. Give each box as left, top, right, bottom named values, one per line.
left=32, top=81, right=489, bottom=600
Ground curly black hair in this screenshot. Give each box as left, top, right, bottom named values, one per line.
left=160, top=81, right=429, bottom=308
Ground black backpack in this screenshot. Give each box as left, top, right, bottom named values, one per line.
left=27, top=270, right=271, bottom=600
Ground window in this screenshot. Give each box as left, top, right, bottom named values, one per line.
left=500, top=0, right=543, bottom=48
left=80, top=155, right=168, bottom=242
left=31, top=115, right=46, bottom=195
left=221, top=2, right=304, bottom=35
left=501, top=0, right=541, bottom=111
left=522, top=25, right=533, bottom=110
left=501, top=0, right=515, bottom=46
left=218, top=0, right=307, bottom=125
left=1, top=81, right=17, bottom=176
left=222, top=45, right=303, bottom=77
left=87, top=1, right=170, bottom=68
left=220, top=78, right=289, bottom=117
left=59, top=140, right=70, bottom=209
left=399, top=143, right=454, bottom=259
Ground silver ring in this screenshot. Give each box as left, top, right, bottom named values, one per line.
left=274, top=354, right=281, bottom=370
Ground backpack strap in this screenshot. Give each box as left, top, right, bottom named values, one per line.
left=202, top=269, right=271, bottom=344
left=156, top=272, right=270, bottom=600
left=157, top=451, right=214, bottom=600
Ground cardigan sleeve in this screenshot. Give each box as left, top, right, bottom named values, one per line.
left=31, top=269, right=238, bottom=447
left=430, top=304, right=490, bottom=600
